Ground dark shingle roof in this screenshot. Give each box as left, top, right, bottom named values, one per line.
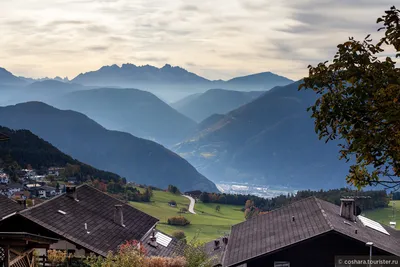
left=204, top=237, right=229, bottom=266
left=0, top=195, right=24, bottom=219
left=142, top=230, right=185, bottom=257
left=224, top=197, right=400, bottom=267
left=20, top=184, right=158, bottom=256
left=316, top=198, right=400, bottom=256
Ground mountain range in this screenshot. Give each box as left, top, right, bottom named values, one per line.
left=172, top=89, right=265, bottom=122
left=0, top=102, right=218, bottom=192
left=71, top=64, right=294, bottom=93
left=174, top=81, right=351, bottom=189
left=49, top=88, right=196, bottom=145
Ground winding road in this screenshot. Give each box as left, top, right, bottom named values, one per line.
left=182, top=195, right=196, bottom=214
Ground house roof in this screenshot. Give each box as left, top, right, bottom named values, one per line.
left=223, top=197, right=400, bottom=267
left=204, top=237, right=229, bottom=266
left=19, top=184, right=159, bottom=256
left=0, top=195, right=24, bottom=220
left=142, top=230, right=185, bottom=257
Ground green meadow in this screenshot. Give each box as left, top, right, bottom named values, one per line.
left=130, top=190, right=245, bottom=242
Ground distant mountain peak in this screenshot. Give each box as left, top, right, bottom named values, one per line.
left=0, top=67, right=26, bottom=85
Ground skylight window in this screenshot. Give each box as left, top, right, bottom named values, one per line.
left=155, top=232, right=172, bottom=247
left=58, top=210, right=67, bottom=215
left=358, top=215, right=390, bottom=235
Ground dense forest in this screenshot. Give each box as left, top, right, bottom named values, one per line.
left=0, top=126, right=121, bottom=182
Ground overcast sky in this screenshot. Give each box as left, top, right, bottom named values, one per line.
left=0, top=0, right=395, bottom=80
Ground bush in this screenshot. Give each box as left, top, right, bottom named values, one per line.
left=146, top=256, right=186, bottom=267
left=179, top=207, right=188, bottom=213
left=167, top=216, right=190, bottom=226
left=47, top=250, right=67, bottom=265
left=85, top=240, right=186, bottom=267
left=171, top=230, right=186, bottom=240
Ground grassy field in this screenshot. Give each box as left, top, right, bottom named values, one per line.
left=130, top=190, right=244, bottom=242
left=364, top=200, right=399, bottom=230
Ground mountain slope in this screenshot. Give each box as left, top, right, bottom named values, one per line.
left=172, top=89, right=265, bottom=122
left=49, top=88, right=197, bottom=146
left=0, top=126, right=120, bottom=182
left=174, top=81, right=351, bottom=189
left=226, top=72, right=293, bottom=90
left=0, top=102, right=218, bottom=192
left=0, top=67, right=26, bottom=85
left=0, top=80, right=86, bottom=107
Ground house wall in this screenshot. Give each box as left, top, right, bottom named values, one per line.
left=245, top=232, right=392, bottom=267
left=50, top=240, right=86, bottom=256
left=0, top=215, right=90, bottom=257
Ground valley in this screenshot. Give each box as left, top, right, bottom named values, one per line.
left=130, top=189, right=244, bottom=242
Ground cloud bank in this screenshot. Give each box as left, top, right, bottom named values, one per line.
left=0, top=0, right=395, bottom=80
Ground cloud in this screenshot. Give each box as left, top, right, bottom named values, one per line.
left=180, top=5, right=199, bottom=11
left=87, top=45, right=109, bottom=51
left=0, top=0, right=396, bottom=80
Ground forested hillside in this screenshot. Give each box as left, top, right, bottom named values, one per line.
left=0, top=126, right=121, bottom=182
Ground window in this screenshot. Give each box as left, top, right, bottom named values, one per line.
left=274, top=262, right=290, bottom=267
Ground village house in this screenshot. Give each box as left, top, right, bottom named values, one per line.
left=0, top=183, right=24, bottom=197
left=35, top=185, right=57, bottom=198
left=214, top=197, right=400, bottom=267
left=0, top=184, right=184, bottom=264
left=47, top=167, right=64, bottom=177
left=0, top=171, right=9, bottom=184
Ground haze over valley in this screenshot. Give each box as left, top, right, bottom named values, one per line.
left=0, top=65, right=352, bottom=193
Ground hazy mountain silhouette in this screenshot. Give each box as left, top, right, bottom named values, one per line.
left=226, top=72, right=293, bottom=90
left=0, top=80, right=87, bottom=107
left=174, top=81, right=351, bottom=189
left=0, top=102, right=218, bottom=192
left=49, top=88, right=197, bottom=146
left=0, top=67, right=26, bottom=85
left=72, top=64, right=209, bottom=87
left=71, top=64, right=294, bottom=93
left=172, top=89, right=265, bottom=122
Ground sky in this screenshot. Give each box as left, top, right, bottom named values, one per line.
left=0, top=0, right=396, bottom=81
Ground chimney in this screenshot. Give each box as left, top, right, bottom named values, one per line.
left=340, top=199, right=355, bottom=221
left=114, top=205, right=125, bottom=227
left=66, top=185, right=78, bottom=201
left=214, top=240, right=221, bottom=250
left=148, top=228, right=158, bottom=248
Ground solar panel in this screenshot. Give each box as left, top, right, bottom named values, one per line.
left=155, top=232, right=172, bottom=247
left=358, top=215, right=390, bottom=235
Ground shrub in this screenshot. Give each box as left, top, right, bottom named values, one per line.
left=171, top=230, right=186, bottom=240
left=146, top=256, right=186, bottom=267
left=84, top=240, right=186, bottom=267
left=179, top=207, right=188, bottom=213
left=167, top=216, right=190, bottom=226
left=47, top=250, right=67, bottom=265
